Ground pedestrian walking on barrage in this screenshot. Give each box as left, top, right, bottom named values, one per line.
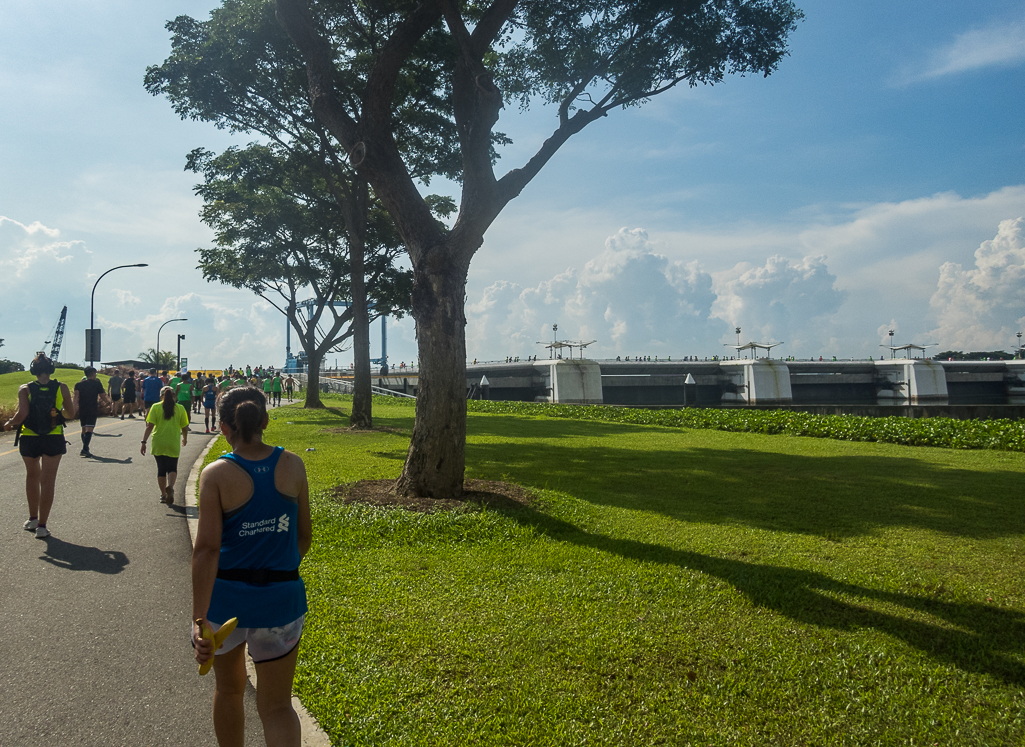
left=192, top=386, right=311, bottom=746
left=1, top=353, right=76, bottom=538
left=140, top=386, right=189, bottom=504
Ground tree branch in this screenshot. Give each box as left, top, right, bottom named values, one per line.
left=275, top=0, right=359, bottom=148
left=469, top=0, right=518, bottom=56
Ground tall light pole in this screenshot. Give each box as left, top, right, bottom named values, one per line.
left=177, top=333, right=186, bottom=370
left=888, top=329, right=895, bottom=359
left=157, top=318, right=187, bottom=370
left=88, top=263, right=148, bottom=366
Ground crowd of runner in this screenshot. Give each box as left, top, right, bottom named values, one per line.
left=105, top=365, right=300, bottom=435
left=3, top=354, right=312, bottom=746
left=2, top=360, right=303, bottom=528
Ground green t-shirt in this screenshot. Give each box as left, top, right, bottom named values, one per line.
left=146, top=402, right=190, bottom=457
left=272, top=376, right=282, bottom=392
left=263, top=377, right=272, bottom=392
left=177, top=379, right=193, bottom=402
left=168, top=376, right=181, bottom=395
left=218, top=379, right=231, bottom=391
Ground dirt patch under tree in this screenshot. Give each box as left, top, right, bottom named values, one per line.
left=330, top=478, right=533, bottom=513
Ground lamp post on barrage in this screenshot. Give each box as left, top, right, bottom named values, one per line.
left=88, top=263, right=148, bottom=366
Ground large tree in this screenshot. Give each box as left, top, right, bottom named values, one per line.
left=145, top=0, right=465, bottom=426
left=273, top=0, right=804, bottom=498
left=189, top=142, right=418, bottom=408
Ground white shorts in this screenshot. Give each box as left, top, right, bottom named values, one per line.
left=213, top=615, right=304, bottom=663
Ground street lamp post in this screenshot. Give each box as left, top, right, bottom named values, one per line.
left=888, top=329, right=895, bottom=359
left=89, top=263, right=148, bottom=366
left=157, top=318, right=187, bottom=370
left=177, top=333, right=186, bottom=370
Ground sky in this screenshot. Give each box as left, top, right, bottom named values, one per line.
left=1, top=0, right=1024, bottom=370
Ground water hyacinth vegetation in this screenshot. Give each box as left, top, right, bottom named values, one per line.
left=204, top=396, right=1025, bottom=746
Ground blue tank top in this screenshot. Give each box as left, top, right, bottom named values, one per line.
left=203, top=386, right=217, bottom=408
left=207, top=447, right=307, bottom=628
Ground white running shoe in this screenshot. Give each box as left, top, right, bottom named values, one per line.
left=35, top=526, right=51, bottom=539
left=23, top=519, right=38, bottom=531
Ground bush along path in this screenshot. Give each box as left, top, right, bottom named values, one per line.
left=466, top=400, right=1025, bottom=452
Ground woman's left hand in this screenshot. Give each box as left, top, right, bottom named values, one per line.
left=193, top=618, right=215, bottom=665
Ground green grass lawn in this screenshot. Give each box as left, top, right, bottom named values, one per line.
left=210, top=396, right=1025, bottom=746
left=0, top=369, right=106, bottom=418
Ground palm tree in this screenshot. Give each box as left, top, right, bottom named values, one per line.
left=138, top=348, right=177, bottom=369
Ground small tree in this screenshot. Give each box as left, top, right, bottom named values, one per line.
left=275, top=0, right=804, bottom=498
left=189, top=143, right=417, bottom=408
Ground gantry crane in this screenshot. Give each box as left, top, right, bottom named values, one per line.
left=42, top=306, right=68, bottom=362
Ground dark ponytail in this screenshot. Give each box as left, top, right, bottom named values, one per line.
left=218, top=387, right=267, bottom=444
left=161, top=386, right=176, bottom=420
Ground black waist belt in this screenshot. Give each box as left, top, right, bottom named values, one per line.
left=216, top=568, right=300, bottom=584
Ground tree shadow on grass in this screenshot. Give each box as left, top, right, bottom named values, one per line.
left=469, top=414, right=653, bottom=440
left=505, top=505, right=1025, bottom=686
left=279, top=406, right=351, bottom=426
left=467, top=439, right=1023, bottom=540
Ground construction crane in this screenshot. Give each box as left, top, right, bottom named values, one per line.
left=42, top=306, right=68, bottom=362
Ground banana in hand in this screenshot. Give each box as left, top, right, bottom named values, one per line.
left=195, top=617, right=239, bottom=675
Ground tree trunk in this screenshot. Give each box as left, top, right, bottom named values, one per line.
left=348, top=183, right=373, bottom=429
left=349, top=285, right=372, bottom=427
left=394, top=248, right=470, bottom=499
left=304, top=348, right=324, bottom=408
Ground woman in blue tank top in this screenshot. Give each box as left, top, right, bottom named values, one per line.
left=192, top=387, right=312, bottom=746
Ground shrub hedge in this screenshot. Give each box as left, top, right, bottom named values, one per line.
left=465, top=400, right=1025, bottom=452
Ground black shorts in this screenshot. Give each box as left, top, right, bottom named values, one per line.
left=111, top=393, right=122, bottom=402
left=154, top=455, right=179, bottom=476
left=80, top=412, right=98, bottom=428
left=19, top=434, right=68, bottom=458
left=123, top=394, right=136, bottom=404
left=144, top=399, right=158, bottom=410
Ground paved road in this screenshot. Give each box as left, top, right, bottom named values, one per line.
left=0, top=411, right=269, bottom=746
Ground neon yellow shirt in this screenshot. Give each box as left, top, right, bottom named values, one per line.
left=147, top=402, right=190, bottom=457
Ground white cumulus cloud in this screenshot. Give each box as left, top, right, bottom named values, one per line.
left=468, top=228, right=728, bottom=360
left=928, top=217, right=1025, bottom=351
left=711, top=255, right=847, bottom=351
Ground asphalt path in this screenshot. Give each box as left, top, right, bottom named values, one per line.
left=0, top=410, right=268, bottom=745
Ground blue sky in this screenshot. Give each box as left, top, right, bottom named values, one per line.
left=2, top=0, right=1024, bottom=369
